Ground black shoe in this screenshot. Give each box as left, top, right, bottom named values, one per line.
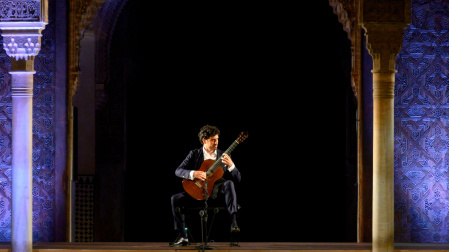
left=230, top=221, right=240, bottom=233
left=169, top=235, right=189, bottom=246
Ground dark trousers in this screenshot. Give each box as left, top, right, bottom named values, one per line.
left=171, top=180, right=238, bottom=233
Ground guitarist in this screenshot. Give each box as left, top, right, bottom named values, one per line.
left=169, top=125, right=242, bottom=246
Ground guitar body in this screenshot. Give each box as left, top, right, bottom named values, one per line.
left=182, top=159, right=224, bottom=200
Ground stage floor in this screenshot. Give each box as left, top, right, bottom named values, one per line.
left=0, top=242, right=447, bottom=251
left=0, top=242, right=439, bottom=252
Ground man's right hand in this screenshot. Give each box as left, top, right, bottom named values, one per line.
left=193, top=171, right=206, bottom=181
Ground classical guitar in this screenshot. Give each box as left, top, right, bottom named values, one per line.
left=182, top=131, right=248, bottom=200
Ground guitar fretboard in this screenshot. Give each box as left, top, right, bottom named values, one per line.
left=207, top=140, right=239, bottom=173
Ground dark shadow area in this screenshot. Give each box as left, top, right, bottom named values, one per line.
left=107, top=0, right=357, bottom=242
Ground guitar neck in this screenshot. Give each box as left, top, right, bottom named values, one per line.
left=207, top=140, right=239, bottom=173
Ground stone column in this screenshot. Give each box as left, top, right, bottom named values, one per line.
left=0, top=1, right=47, bottom=251
left=362, top=1, right=410, bottom=251
left=10, top=59, right=35, bottom=252
left=363, top=23, right=401, bottom=252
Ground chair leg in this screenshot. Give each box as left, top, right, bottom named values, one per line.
left=183, top=213, right=195, bottom=244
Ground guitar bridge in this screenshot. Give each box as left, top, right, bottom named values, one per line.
left=194, top=181, right=203, bottom=189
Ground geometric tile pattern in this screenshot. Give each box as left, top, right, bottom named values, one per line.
left=395, top=0, right=449, bottom=243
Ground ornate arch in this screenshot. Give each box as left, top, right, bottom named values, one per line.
left=68, top=0, right=129, bottom=96
left=329, top=0, right=361, bottom=99
left=67, top=0, right=128, bottom=240
left=69, top=0, right=105, bottom=97
left=94, top=0, right=129, bottom=86
left=328, top=0, right=367, bottom=243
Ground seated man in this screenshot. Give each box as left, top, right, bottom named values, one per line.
left=170, top=125, right=241, bottom=246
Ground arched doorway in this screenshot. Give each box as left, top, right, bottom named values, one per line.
left=92, top=0, right=357, bottom=242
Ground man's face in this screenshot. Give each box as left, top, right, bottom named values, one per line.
left=203, top=134, right=219, bottom=152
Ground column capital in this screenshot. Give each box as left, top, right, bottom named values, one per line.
left=361, top=0, right=411, bottom=72
left=0, top=25, right=46, bottom=62
left=0, top=0, right=48, bottom=61
left=362, top=23, right=408, bottom=72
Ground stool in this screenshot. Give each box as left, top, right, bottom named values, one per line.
left=181, top=204, right=241, bottom=247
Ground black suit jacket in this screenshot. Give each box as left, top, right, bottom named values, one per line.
left=175, top=147, right=241, bottom=184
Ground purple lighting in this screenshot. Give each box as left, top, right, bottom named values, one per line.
left=394, top=0, right=449, bottom=243
left=0, top=0, right=55, bottom=243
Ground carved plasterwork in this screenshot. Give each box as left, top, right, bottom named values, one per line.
left=0, top=0, right=42, bottom=21
left=362, top=23, right=407, bottom=72
left=2, top=34, right=41, bottom=60
left=329, top=0, right=353, bottom=34
left=361, top=0, right=411, bottom=72
left=69, top=0, right=106, bottom=98
left=329, top=0, right=361, bottom=99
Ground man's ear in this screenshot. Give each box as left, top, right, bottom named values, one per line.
left=202, top=138, right=206, bottom=145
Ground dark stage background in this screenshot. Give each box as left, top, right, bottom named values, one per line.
left=115, top=1, right=357, bottom=242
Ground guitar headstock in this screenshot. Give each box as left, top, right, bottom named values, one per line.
left=236, top=131, right=248, bottom=144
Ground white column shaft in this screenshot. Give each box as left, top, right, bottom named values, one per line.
left=10, top=71, right=35, bottom=252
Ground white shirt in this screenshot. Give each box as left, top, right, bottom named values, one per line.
left=188, top=146, right=235, bottom=180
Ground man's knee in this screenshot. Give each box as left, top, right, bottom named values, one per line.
left=171, top=192, right=184, bottom=206
left=225, top=180, right=235, bottom=187
left=221, top=180, right=236, bottom=193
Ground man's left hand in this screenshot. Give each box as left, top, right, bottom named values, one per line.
left=221, top=153, right=234, bottom=167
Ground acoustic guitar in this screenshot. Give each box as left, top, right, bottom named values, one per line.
left=182, top=132, right=248, bottom=200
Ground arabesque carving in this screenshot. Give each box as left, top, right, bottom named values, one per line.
left=2, top=36, right=41, bottom=60
left=329, top=0, right=361, bottom=99
left=69, top=0, right=106, bottom=97
left=0, top=0, right=41, bottom=21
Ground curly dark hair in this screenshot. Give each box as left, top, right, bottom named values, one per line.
left=198, top=125, right=220, bottom=144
